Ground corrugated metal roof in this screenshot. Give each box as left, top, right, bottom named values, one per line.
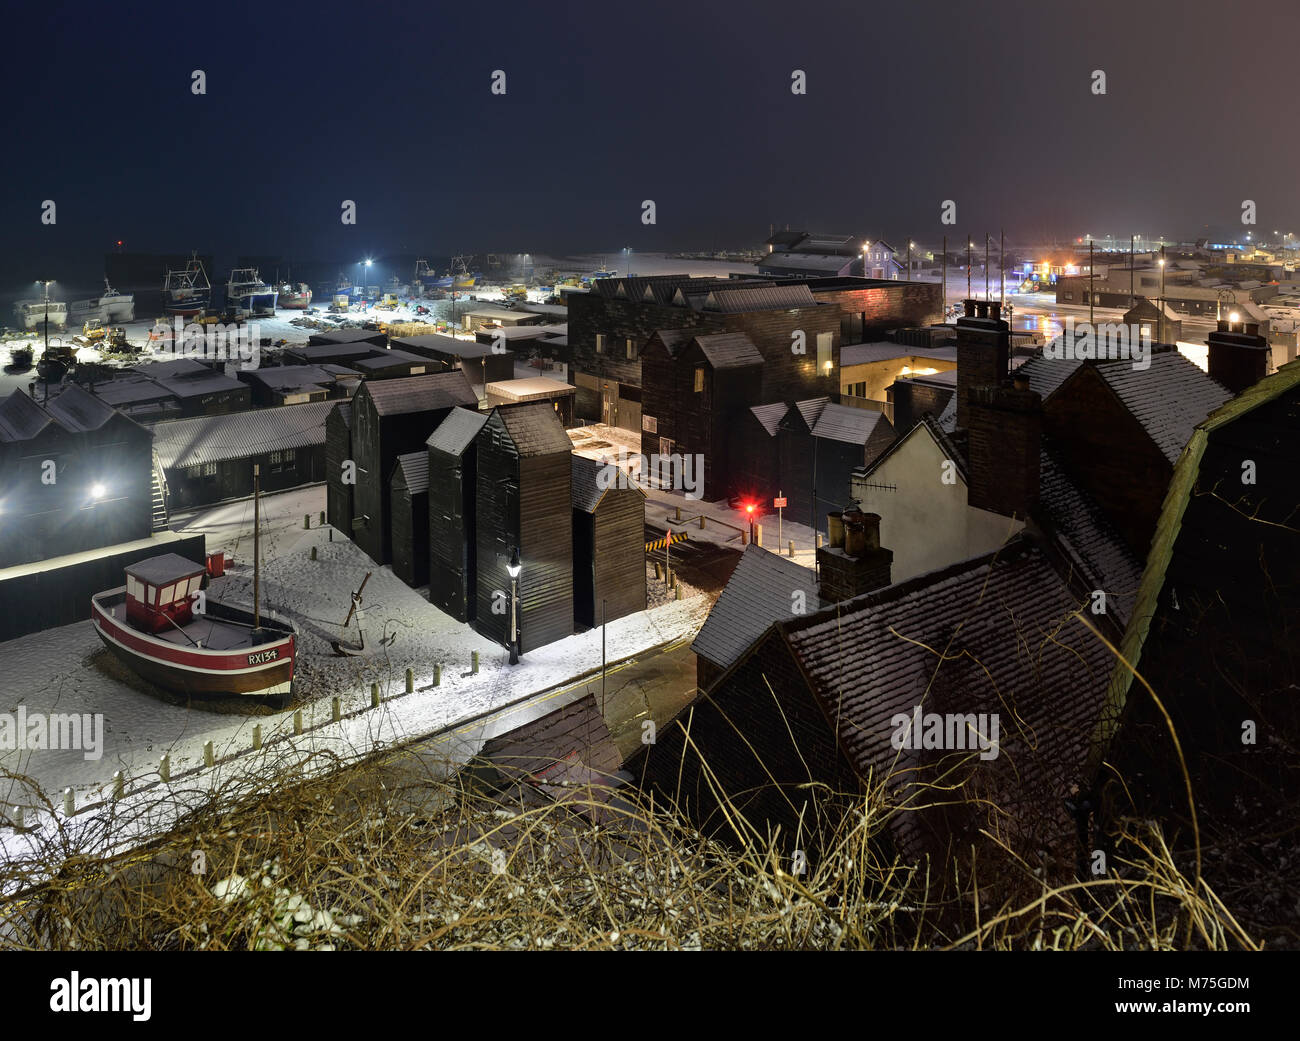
left=359, top=370, right=477, bottom=417
left=794, top=397, right=830, bottom=430
left=394, top=333, right=494, bottom=358
left=750, top=402, right=788, bottom=437
left=244, top=365, right=335, bottom=390
left=0, top=390, right=54, bottom=443
left=394, top=450, right=429, bottom=494
left=702, top=284, right=817, bottom=312
left=811, top=402, right=886, bottom=444
left=427, top=406, right=488, bottom=456
left=692, top=544, right=822, bottom=669
left=693, top=332, right=763, bottom=369
left=93, top=377, right=175, bottom=407
left=153, top=400, right=333, bottom=470
left=350, top=348, right=431, bottom=371
left=493, top=401, right=572, bottom=458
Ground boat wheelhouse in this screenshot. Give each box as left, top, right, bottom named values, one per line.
left=91, top=552, right=295, bottom=699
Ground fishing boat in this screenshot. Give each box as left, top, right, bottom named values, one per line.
left=226, top=268, right=278, bottom=317
left=12, top=298, right=68, bottom=331
left=70, top=278, right=136, bottom=324
left=163, top=252, right=212, bottom=316
left=449, top=255, right=479, bottom=289
left=277, top=282, right=312, bottom=309
left=90, top=466, right=296, bottom=701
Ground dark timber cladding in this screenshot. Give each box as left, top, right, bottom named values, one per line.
left=571, top=454, right=647, bottom=629
left=325, top=400, right=353, bottom=533
left=350, top=371, right=478, bottom=565
left=390, top=451, right=430, bottom=587
left=0, top=386, right=154, bottom=568
left=427, top=407, right=487, bottom=622
left=474, top=403, right=573, bottom=652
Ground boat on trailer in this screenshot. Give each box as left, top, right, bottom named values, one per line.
left=90, top=466, right=296, bottom=701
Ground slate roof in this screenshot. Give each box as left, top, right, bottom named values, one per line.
left=349, top=348, right=431, bottom=372
left=702, top=284, right=818, bottom=312
left=152, top=400, right=333, bottom=470
left=92, top=377, right=176, bottom=408
left=569, top=453, right=643, bottom=513
left=243, top=365, right=335, bottom=391
left=649, top=328, right=695, bottom=357
left=1037, top=445, right=1144, bottom=627
left=811, top=402, right=887, bottom=445
left=360, top=370, right=477, bottom=417
left=0, top=391, right=55, bottom=443
left=694, top=332, right=764, bottom=369
left=427, top=406, right=488, bottom=456
left=936, top=394, right=958, bottom=432
left=43, top=385, right=121, bottom=433
left=393, top=333, right=493, bottom=357
left=393, top=451, right=429, bottom=494
left=493, top=401, right=572, bottom=457
left=750, top=402, right=788, bottom=436
left=291, top=341, right=383, bottom=363
left=306, top=328, right=388, bottom=346
left=780, top=536, right=1114, bottom=858
left=757, top=252, right=855, bottom=274
left=691, top=544, right=822, bottom=670
left=331, top=400, right=352, bottom=430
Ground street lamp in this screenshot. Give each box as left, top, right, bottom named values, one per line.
left=623, top=247, right=631, bottom=277
left=364, top=258, right=373, bottom=299
left=744, top=502, right=756, bottom=544
left=506, top=546, right=522, bottom=665
left=90, top=483, right=107, bottom=501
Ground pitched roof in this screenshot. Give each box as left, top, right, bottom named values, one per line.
left=243, top=365, right=335, bottom=391
left=648, top=328, right=695, bottom=357
left=330, top=400, right=352, bottom=429
left=780, top=537, right=1114, bottom=857
left=349, top=348, right=432, bottom=371
left=427, top=406, right=488, bottom=455
left=569, top=453, right=643, bottom=513
left=393, top=450, right=429, bottom=494
left=0, top=391, right=55, bottom=443
left=811, top=402, right=887, bottom=445
left=42, top=385, right=123, bottom=433
left=492, top=401, right=572, bottom=457
left=793, top=397, right=830, bottom=430
left=1037, top=445, right=1144, bottom=627
left=702, top=284, right=818, bottom=312
left=749, top=402, right=789, bottom=436
left=152, top=400, right=333, bottom=470
left=691, top=544, right=822, bottom=670
left=358, top=370, right=477, bottom=416
left=693, top=332, right=764, bottom=369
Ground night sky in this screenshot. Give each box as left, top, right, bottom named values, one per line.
left=2, top=0, right=1294, bottom=290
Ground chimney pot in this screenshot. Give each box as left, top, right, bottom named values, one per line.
left=963, top=300, right=976, bottom=318
left=827, top=512, right=844, bottom=549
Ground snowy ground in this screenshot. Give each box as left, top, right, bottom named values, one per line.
left=0, top=488, right=709, bottom=849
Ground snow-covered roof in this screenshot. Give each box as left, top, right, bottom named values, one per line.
left=153, top=400, right=333, bottom=470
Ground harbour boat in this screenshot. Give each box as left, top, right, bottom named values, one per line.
left=8, top=345, right=34, bottom=370
left=450, top=255, right=479, bottom=289
left=277, top=282, right=312, bottom=309
left=226, top=268, right=278, bottom=317
left=12, top=298, right=68, bottom=331
left=163, top=252, right=211, bottom=316
left=70, top=278, right=135, bottom=324
left=90, top=466, right=296, bottom=701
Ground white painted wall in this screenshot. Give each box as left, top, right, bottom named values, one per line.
left=851, top=426, right=1023, bottom=584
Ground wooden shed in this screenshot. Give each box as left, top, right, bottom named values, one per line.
left=474, top=403, right=574, bottom=653
left=485, top=377, right=576, bottom=426
left=325, top=400, right=353, bottom=534
left=391, top=334, right=515, bottom=392
left=350, top=371, right=478, bottom=565
left=427, top=407, right=488, bottom=622
left=570, top=454, right=647, bottom=630
left=390, top=451, right=430, bottom=587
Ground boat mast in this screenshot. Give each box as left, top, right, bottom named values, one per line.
left=253, top=463, right=261, bottom=628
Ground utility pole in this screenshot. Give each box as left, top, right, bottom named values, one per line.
left=1000, top=228, right=1005, bottom=304
left=1089, top=239, right=1095, bottom=324
left=985, top=233, right=990, bottom=299
left=1158, top=245, right=1167, bottom=343
left=967, top=237, right=972, bottom=299
left=1130, top=234, right=1135, bottom=306
left=942, top=235, right=947, bottom=320
left=253, top=463, right=261, bottom=629
left=601, top=599, right=607, bottom=720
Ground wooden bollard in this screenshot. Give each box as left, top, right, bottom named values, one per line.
left=405, top=667, right=414, bottom=693
left=329, top=528, right=333, bottom=542
left=668, top=569, right=675, bottom=589
left=676, top=584, right=683, bottom=600
left=310, top=545, right=318, bottom=561
left=816, top=533, right=824, bottom=548
left=653, top=561, right=662, bottom=580
left=293, top=709, right=303, bottom=735
left=203, top=740, right=215, bottom=768
left=331, top=696, right=341, bottom=722
left=433, top=663, right=442, bottom=686
left=10, top=806, right=21, bottom=829
left=252, top=725, right=263, bottom=750
left=159, top=754, right=170, bottom=782
left=675, top=506, right=682, bottom=521
left=303, top=513, right=310, bottom=529
left=112, top=771, right=124, bottom=800
left=371, top=683, right=380, bottom=708
left=63, top=788, right=74, bottom=816
left=755, top=524, right=762, bottom=548
left=471, top=651, right=480, bottom=675
left=699, top=515, right=706, bottom=529
left=320, top=510, right=326, bottom=524
left=741, top=530, right=748, bottom=546
left=788, top=539, right=795, bottom=557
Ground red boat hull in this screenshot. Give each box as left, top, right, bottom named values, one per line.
left=91, top=590, right=294, bottom=698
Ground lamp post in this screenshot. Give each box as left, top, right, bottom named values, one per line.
left=364, top=258, right=372, bottom=300
left=623, top=247, right=631, bottom=277
left=507, top=546, right=521, bottom=665
left=1158, top=249, right=1167, bottom=343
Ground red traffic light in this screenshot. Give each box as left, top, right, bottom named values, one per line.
left=745, top=503, right=755, bottom=515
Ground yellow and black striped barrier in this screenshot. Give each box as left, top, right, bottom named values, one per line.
left=645, top=531, right=689, bottom=553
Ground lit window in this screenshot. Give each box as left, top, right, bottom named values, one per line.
left=626, top=337, right=637, bottom=360
left=159, top=584, right=176, bottom=605
left=595, top=334, right=605, bottom=354
left=693, top=367, right=704, bottom=393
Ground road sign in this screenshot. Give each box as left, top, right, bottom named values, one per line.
left=773, top=497, right=788, bottom=509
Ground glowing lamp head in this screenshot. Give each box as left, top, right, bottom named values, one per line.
left=90, top=483, right=107, bottom=500
left=1230, top=311, right=1241, bottom=322
left=745, top=503, right=755, bottom=516
left=506, top=546, right=521, bottom=579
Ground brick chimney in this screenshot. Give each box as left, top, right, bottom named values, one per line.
left=817, top=503, right=892, bottom=602
left=1207, top=319, right=1271, bottom=395
left=955, top=299, right=1010, bottom=430
left=967, top=373, right=1041, bottom=519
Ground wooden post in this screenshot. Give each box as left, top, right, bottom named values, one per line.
left=653, top=561, right=662, bottom=581
left=63, top=788, right=74, bottom=816
left=755, top=523, right=763, bottom=548
left=331, top=696, right=341, bottom=722
left=741, top=530, right=748, bottom=546
left=112, top=771, right=124, bottom=800
left=471, top=651, right=480, bottom=675
left=698, top=515, right=706, bottom=529
left=203, top=740, right=215, bottom=768
left=159, top=754, right=170, bottom=782
left=405, top=667, right=414, bottom=693
left=10, top=806, right=21, bottom=829
left=816, top=533, right=824, bottom=548
left=329, top=528, right=333, bottom=542
left=371, top=683, right=380, bottom=708
left=293, top=710, right=303, bottom=735
left=676, top=584, right=682, bottom=601
left=433, top=663, right=442, bottom=686
left=788, top=539, right=795, bottom=557
left=320, top=510, right=326, bottom=524
left=253, top=725, right=263, bottom=750
left=675, top=506, right=681, bottom=521
left=310, top=545, right=318, bottom=561
left=304, top=513, right=310, bottom=529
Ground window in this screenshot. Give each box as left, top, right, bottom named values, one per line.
left=1062, top=292, right=1074, bottom=302
left=643, top=415, right=657, bottom=433
left=693, top=367, right=705, bottom=393
left=625, top=337, right=637, bottom=360
left=595, top=333, right=605, bottom=354
left=816, top=332, right=833, bottom=374
left=202, top=462, right=217, bottom=477
left=159, top=584, right=176, bottom=606
left=268, top=451, right=285, bottom=464
left=127, top=575, right=142, bottom=600
left=186, top=464, right=201, bottom=479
